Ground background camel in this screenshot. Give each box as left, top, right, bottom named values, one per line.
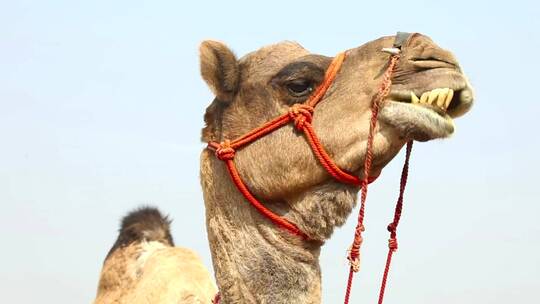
left=94, top=207, right=217, bottom=304
left=94, top=33, right=473, bottom=304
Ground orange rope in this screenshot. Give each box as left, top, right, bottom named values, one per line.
left=302, top=123, right=362, bottom=185
left=207, top=53, right=362, bottom=240
left=307, top=52, right=346, bottom=108
left=224, top=158, right=308, bottom=238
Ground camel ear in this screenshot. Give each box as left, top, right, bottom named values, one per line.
left=199, top=40, right=239, bottom=102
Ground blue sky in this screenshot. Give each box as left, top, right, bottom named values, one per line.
left=1, top=1, right=539, bottom=303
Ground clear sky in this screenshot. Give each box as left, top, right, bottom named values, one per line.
left=1, top=0, right=539, bottom=303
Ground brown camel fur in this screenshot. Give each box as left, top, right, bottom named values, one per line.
left=94, top=33, right=473, bottom=304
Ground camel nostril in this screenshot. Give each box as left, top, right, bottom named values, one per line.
left=409, top=56, right=458, bottom=69
left=459, top=87, right=474, bottom=104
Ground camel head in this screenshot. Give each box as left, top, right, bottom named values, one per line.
left=199, top=33, right=473, bottom=242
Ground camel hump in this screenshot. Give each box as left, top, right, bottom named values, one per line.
left=106, top=206, right=174, bottom=259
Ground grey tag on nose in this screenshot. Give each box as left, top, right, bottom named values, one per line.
left=393, top=32, right=412, bottom=49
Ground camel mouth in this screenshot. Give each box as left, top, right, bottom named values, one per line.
left=387, top=86, right=473, bottom=119
left=378, top=86, right=474, bottom=141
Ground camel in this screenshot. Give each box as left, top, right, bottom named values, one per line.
left=94, top=33, right=473, bottom=304
left=93, top=207, right=217, bottom=304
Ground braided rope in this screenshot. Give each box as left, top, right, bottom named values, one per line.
left=377, top=140, right=413, bottom=304
left=343, top=54, right=400, bottom=304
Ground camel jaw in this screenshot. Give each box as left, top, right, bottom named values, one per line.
left=379, top=100, right=455, bottom=141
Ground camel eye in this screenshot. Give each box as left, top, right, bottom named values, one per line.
left=286, top=79, right=313, bottom=97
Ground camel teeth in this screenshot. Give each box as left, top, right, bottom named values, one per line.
left=414, top=88, right=454, bottom=110
left=437, top=88, right=449, bottom=108
left=428, top=89, right=440, bottom=104
left=411, top=92, right=420, bottom=104
left=420, top=91, right=429, bottom=104
left=445, top=89, right=454, bottom=109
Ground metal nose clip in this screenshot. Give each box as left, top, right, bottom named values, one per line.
left=380, top=31, right=412, bottom=55
left=381, top=47, right=401, bottom=55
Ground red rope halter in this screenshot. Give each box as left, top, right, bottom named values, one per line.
left=207, top=52, right=376, bottom=239
left=207, top=33, right=414, bottom=304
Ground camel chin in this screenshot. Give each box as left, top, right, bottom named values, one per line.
left=380, top=101, right=455, bottom=142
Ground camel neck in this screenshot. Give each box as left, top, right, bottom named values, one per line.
left=200, top=152, right=323, bottom=304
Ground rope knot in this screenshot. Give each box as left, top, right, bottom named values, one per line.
left=215, top=140, right=235, bottom=161
left=288, top=104, right=314, bottom=130
left=387, top=223, right=397, bottom=233
left=347, top=251, right=360, bottom=273
left=346, top=224, right=365, bottom=272
left=347, top=243, right=362, bottom=272
left=388, top=238, right=398, bottom=252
